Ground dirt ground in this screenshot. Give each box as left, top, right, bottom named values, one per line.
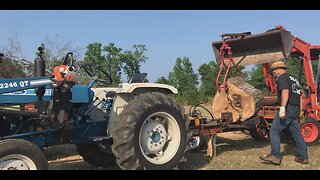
left=46, top=145, right=119, bottom=170
left=45, top=105, right=320, bottom=170
left=46, top=131, right=320, bottom=170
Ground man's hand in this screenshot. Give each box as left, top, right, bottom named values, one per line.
left=279, top=106, right=286, bottom=119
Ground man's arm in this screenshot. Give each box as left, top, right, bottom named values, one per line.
left=281, top=89, right=289, bottom=107
left=279, top=89, right=289, bottom=119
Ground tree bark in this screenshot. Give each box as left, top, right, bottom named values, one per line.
left=212, top=77, right=263, bottom=122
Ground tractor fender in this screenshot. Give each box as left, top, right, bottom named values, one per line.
left=116, top=83, right=177, bottom=94
left=107, top=83, right=178, bottom=136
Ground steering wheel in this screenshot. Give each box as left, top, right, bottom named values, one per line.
left=83, top=64, right=113, bottom=85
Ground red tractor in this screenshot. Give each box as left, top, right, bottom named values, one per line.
left=211, top=25, right=320, bottom=145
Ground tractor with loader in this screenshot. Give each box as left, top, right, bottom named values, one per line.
left=1, top=25, right=319, bottom=170
left=187, top=26, right=320, bottom=156
left=0, top=48, right=188, bottom=170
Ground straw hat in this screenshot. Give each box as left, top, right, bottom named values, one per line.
left=268, top=60, right=288, bottom=73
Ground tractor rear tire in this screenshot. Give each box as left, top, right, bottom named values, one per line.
left=112, top=92, right=187, bottom=170
left=300, top=117, right=320, bottom=145
left=76, top=142, right=116, bottom=167
left=0, top=139, right=48, bottom=170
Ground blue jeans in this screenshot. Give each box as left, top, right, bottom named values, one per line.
left=270, top=104, right=308, bottom=160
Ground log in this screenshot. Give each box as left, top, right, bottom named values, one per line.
left=212, top=77, right=263, bottom=122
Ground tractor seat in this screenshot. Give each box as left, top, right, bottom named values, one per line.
left=128, top=73, right=148, bottom=83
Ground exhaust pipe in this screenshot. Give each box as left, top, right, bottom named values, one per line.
left=34, top=47, right=46, bottom=114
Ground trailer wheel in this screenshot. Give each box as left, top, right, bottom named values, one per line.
left=0, top=139, right=48, bottom=170
left=77, top=142, right=116, bottom=167
left=112, top=92, right=187, bottom=170
left=189, top=136, right=202, bottom=151
left=188, top=136, right=210, bottom=152
left=248, top=117, right=269, bottom=141
left=300, top=117, right=320, bottom=145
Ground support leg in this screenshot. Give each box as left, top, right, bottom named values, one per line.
left=206, top=134, right=217, bottom=158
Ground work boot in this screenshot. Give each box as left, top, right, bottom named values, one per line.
left=294, top=156, right=309, bottom=164
left=259, top=153, right=281, bottom=165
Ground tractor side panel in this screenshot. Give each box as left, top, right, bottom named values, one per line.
left=0, top=88, right=52, bottom=104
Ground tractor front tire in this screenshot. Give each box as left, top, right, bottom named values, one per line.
left=300, top=116, right=320, bottom=145
left=112, top=92, right=187, bottom=170
left=0, top=139, right=48, bottom=170
left=76, top=142, right=116, bottom=167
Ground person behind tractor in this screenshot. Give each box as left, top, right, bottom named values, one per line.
left=259, top=60, right=309, bottom=165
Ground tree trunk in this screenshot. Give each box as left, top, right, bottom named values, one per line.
left=212, top=77, right=263, bottom=122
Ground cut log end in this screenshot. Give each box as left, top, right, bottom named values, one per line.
left=212, top=77, right=263, bottom=122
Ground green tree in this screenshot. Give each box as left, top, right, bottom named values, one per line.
left=170, top=57, right=199, bottom=105
left=247, top=64, right=269, bottom=94
left=81, top=42, right=148, bottom=87
left=80, top=42, right=106, bottom=85
left=81, top=42, right=124, bottom=86
left=103, top=43, right=123, bottom=85
left=83, top=42, right=105, bottom=66
left=198, top=61, right=218, bottom=101
left=121, top=45, right=147, bottom=80
left=156, top=76, right=171, bottom=85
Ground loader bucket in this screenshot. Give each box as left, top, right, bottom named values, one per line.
left=212, top=29, right=295, bottom=66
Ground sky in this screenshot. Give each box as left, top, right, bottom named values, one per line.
left=0, top=10, right=320, bottom=82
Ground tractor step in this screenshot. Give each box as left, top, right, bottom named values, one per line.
left=85, top=136, right=112, bottom=142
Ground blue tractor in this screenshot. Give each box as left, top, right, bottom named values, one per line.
left=0, top=48, right=188, bottom=170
